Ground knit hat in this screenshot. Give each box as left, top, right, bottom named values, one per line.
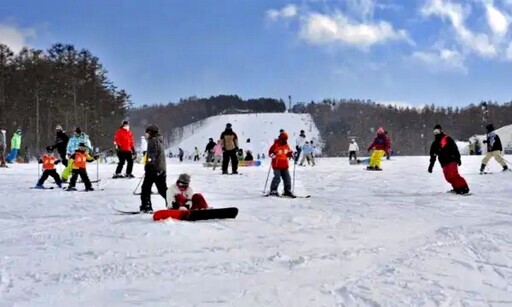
left=122, top=120, right=129, bottom=126
left=486, top=124, right=494, bottom=133
left=55, top=125, right=63, bottom=131
left=75, top=127, right=82, bottom=134
left=178, top=173, right=191, bottom=184
left=279, top=131, right=288, bottom=140
left=377, top=127, right=384, bottom=134
left=226, top=123, right=232, bottom=128
left=145, top=125, right=159, bottom=134
left=433, top=124, right=442, bottom=135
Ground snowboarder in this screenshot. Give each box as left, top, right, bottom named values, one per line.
left=348, top=139, right=359, bottom=161
left=0, top=128, right=7, bottom=167
left=204, top=138, right=216, bottom=162
left=35, top=148, right=63, bottom=189
left=193, top=147, right=200, bottom=161
left=299, top=141, right=315, bottom=166
left=66, top=142, right=98, bottom=191
left=428, top=124, right=469, bottom=194
left=140, top=125, right=167, bottom=213
left=6, top=128, right=22, bottom=163
left=113, top=120, right=136, bottom=178
left=62, top=127, right=92, bottom=182
left=47, top=125, right=69, bottom=166
left=220, top=123, right=239, bottom=174
left=367, top=127, right=389, bottom=170
left=212, top=140, right=223, bottom=170
left=268, top=131, right=295, bottom=197
left=295, top=130, right=306, bottom=164
left=480, top=124, right=508, bottom=174
left=166, top=173, right=209, bottom=210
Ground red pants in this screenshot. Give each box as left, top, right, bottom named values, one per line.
left=442, top=162, right=467, bottom=189
left=191, top=193, right=209, bottom=210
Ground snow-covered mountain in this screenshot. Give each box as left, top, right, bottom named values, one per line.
left=169, top=113, right=322, bottom=157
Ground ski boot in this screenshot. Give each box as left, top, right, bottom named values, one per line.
left=268, top=190, right=280, bottom=197
left=85, top=187, right=95, bottom=192
left=112, top=173, right=124, bottom=179
left=282, top=190, right=296, bottom=198
left=503, top=165, right=509, bottom=172
left=124, top=173, right=135, bottom=178
left=479, top=163, right=486, bottom=175
left=34, top=183, right=44, bottom=189
left=66, top=186, right=77, bottom=191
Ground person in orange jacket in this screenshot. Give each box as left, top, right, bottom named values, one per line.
left=268, top=131, right=295, bottom=197
left=35, top=148, right=63, bottom=189
left=66, top=142, right=98, bottom=191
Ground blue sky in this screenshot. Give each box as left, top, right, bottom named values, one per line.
left=1, top=0, right=512, bottom=107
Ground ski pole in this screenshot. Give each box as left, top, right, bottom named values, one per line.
left=292, top=159, right=296, bottom=193
left=95, top=147, right=100, bottom=189
left=133, top=174, right=145, bottom=195
left=262, top=162, right=272, bottom=194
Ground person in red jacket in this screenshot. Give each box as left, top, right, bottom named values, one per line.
left=367, top=127, right=390, bottom=170
left=268, top=131, right=295, bottom=197
left=113, top=120, right=136, bottom=178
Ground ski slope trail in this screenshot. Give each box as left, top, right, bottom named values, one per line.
left=0, top=155, right=511, bottom=306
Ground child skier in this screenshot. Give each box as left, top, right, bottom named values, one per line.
left=212, top=140, right=223, bottom=170
left=67, top=142, right=98, bottom=191
left=367, top=127, right=389, bottom=170
left=428, top=124, right=470, bottom=194
left=268, top=131, right=295, bottom=197
left=166, top=173, right=209, bottom=210
left=35, top=148, right=63, bottom=189
left=480, top=124, right=508, bottom=174
left=299, top=141, right=315, bottom=166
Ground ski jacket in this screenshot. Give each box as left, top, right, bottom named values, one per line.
left=145, top=134, right=166, bottom=174
left=166, top=183, right=194, bottom=208
left=70, top=150, right=95, bottom=169
left=296, top=134, right=306, bottom=148
left=302, top=144, right=313, bottom=154
left=205, top=140, right=216, bottom=153
left=194, top=148, right=200, bottom=156
left=485, top=131, right=502, bottom=152
left=429, top=133, right=461, bottom=167
left=67, top=133, right=92, bottom=155
left=269, top=142, right=293, bottom=170
left=11, top=132, right=21, bottom=150
left=348, top=142, right=359, bottom=152
left=213, top=144, right=223, bottom=156
left=220, top=128, right=238, bottom=151
left=52, top=131, right=69, bottom=156
left=368, top=134, right=389, bottom=153
left=40, top=154, right=60, bottom=170
left=114, top=127, right=135, bottom=152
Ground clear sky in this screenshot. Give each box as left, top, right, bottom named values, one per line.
left=1, top=0, right=511, bottom=107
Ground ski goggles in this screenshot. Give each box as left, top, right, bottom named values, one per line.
left=177, top=181, right=189, bottom=188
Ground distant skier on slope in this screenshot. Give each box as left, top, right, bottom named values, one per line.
left=295, top=130, right=306, bottom=164
left=268, top=131, right=295, bottom=197
left=348, top=139, right=359, bottom=161
left=480, top=124, right=508, bottom=174
left=367, top=127, right=389, bottom=170
left=166, top=173, right=209, bottom=210
left=299, top=141, right=315, bottom=166
left=428, top=124, right=470, bottom=195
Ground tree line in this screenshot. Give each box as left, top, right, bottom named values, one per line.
left=0, top=43, right=130, bottom=154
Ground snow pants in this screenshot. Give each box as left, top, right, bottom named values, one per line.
left=212, top=155, right=222, bottom=170
left=61, top=158, right=74, bottom=181
left=6, top=148, right=18, bottom=163
left=369, top=150, right=385, bottom=168
left=442, top=162, right=468, bottom=190
left=482, top=150, right=507, bottom=167
left=300, top=153, right=315, bottom=165
left=270, top=169, right=292, bottom=193
left=171, top=193, right=209, bottom=210
left=38, top=169, right=62, bottom=186
left=206, top=152, right=214, bottom=163
left=115, top=151, right=134, bottom=175
left=69, top=168, right=92, bottom=189
left=294, top=147, right=302, bottom=164
left=222, top=149, right=238, bottom=173
left=349, top=151, right=357, bottom=161
left=0, top=145, right=5, bottom=166
left=140, top=170, right=167, bottom=211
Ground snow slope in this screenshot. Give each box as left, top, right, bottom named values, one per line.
left=170, top=113, right=321, bottom=157
left=1, top=156, right=512, bottom=306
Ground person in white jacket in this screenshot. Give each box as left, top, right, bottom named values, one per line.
left=348, top=139, right=359, bottom=161
left=166, top=173, right=210, bottom=210
left=295, top=130, right=306, bottom=164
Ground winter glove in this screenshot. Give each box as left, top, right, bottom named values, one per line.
left=174, top=194, right=187, bottom=207
left=286, top=151, right=294, bottom=158
left=428, top=164, right=433, bottom=173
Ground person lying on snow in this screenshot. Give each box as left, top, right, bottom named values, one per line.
left=166, top=173, right=209, bottom=210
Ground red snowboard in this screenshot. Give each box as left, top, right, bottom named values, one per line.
left=153, top=207, right=238, bottom=221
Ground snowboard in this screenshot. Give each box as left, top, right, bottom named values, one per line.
left=365, top=168, right=383, bottom=171
left=153, top=207, right=239, bottom=221
left=238, top=160, right=261, bottom=167
left=30, top=186, right=55, bottom=190
left=264, top=193, right=311, bottom=199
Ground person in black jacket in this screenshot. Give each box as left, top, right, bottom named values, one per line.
left=140, top=125, right=167, bottom=213
left=220, top=123, right=239, bottom=174
left=47, top=125, right=69, bottom=166
left=480, top=124, right=508, bottom=174
left=428, top=124, right=469, bottom=194
left=204, top=138, right=216, bottom=162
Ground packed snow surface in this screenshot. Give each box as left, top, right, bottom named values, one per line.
left=1, top=155, right=511, bottom=306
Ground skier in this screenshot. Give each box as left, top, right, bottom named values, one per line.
left=47, top=125, right=69, bottom=166
left=62, top=127, right=92, bottom=182
left=178, top=148, right=184, bottom=162
left=268, top=131, right=295, bottom=197
left=299, top=141, right=315, bottom=166
left=367, top=127, right=389, bottom=170
left=220, top=123, right=239, bottom=174
left=66, top=142, right=98, bottom=191
left=166, top=173, right=209, bottom=210
left=0, top=127, right=7, bottom=167
left=6, top=128, right=22, bottom=163
left=113, top=120, right=136, bottom=178
left=139, top=125, right=167, bottom=213
left=193, top=147, right=200, bottom=161
left=348, top=139, right=359, bottom=161
left=295, top=130, right=306, bottom=164
left=428, top=124, right=469, bottom=194
left=35, top=148, right=63, bottom=189
left=212, top=140, right=223, bottom=170
left=480, top=124, right=508, bottom=174
left=204, top=138, right=216, bottom=162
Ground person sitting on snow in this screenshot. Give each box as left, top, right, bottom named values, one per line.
left=166, top=173, right=209, bottom=210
